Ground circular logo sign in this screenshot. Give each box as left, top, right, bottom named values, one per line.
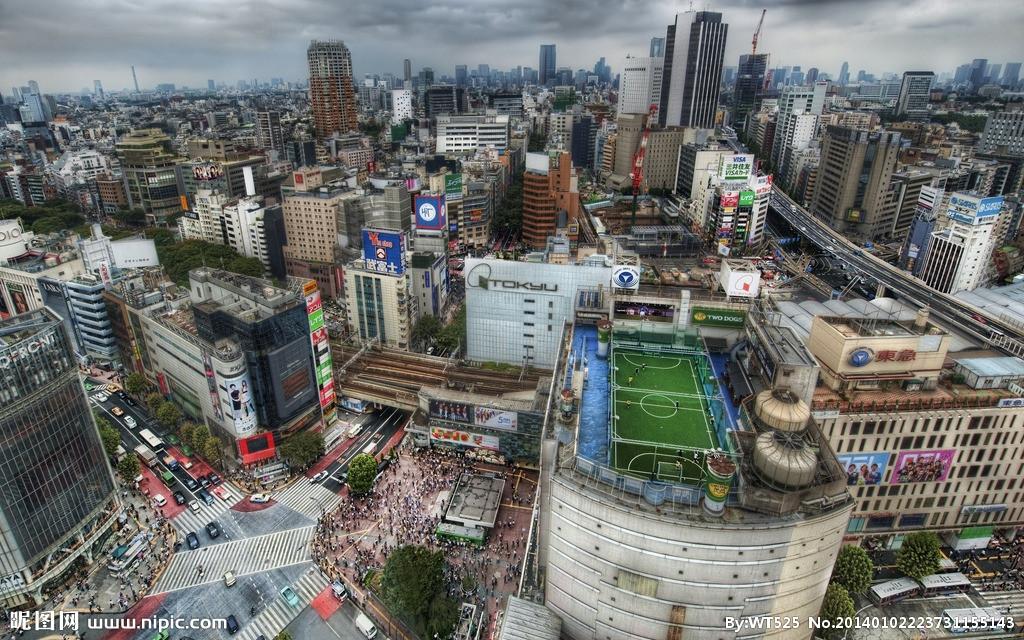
left=613, top=266, right=638, bottom=288
left=418, top=202, right=437, bottom=222
left=707, top=482, right=729, bottom=500
left=849, top=348, right=873, bottom=367
left=693, top=312, right=707, bottom=322
left=375, top=246, right=387, bottom=260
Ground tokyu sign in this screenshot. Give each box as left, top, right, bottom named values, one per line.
left=691, top=307, right=746, bottom=328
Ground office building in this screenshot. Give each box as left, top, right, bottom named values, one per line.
left=810, top=125, right=902, bottom=242
left=0, top=309, right=119, bottom=608
left=700, top=164, right=772, bottom=254
left=919, top=193, right=1003, bottom=293
left=570, top=116, right=594, bottom=172
left=391, top=89, right=413, bottom=124
left=658, top=11, right=728, bottom=128
left=425, top=85, right=467, bottom=118
left=969, top=58, right=988, bottom=92
left=490, top=93, right=524, bottom=119
left=619, top=55, right=664, bottom=115
left=256, top=111, right=284, bottom=153
left=403, top=59, right=412, bottom=84
left=649, top=36, right=665, bottom=58
left=307, top=39, right=358, bottom=137
left=116, top=128, right=182, bottom=224
left=894, top=71, right=934, bottom=122
left=978, top=110, right=1024, bottom=156
left=281, top=167, right=349, bottom=298
left=93, top=80, right=103, bottom=100
left=455, top=65, right=468, bottom=87
left=1002, top=63, right=1021, bottom=88
left=222, top=197, right=286, bottom=279
left=522, top=152, right=580, bottom=249
left=733, top=53, right=768, bottom=133
left=890, top=170, right=935, bottom=239
left=770, top=82, right=826, bottom=180
left=344, top=256, right=416, bottom=350
left=435, top=114, right=510, bottom=153
left=540, top=45, right=557, bottom=86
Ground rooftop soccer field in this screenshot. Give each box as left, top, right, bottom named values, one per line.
left=610, top=349, right=721, bottom=482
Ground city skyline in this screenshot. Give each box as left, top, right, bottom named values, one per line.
left=2, top=0, right=1022, bottom=93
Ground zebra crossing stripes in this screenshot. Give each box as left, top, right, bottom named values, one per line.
left=236, top=567, right=328, bottom=640
left=171, top=483, right=246, bottom=535
left=154, top=525, right=315, bottom=594
left=978, top=588, right=1024, bottom=618
left=271, top=480, right=343, bottom=520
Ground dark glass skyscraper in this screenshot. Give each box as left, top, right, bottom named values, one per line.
left=539, top=44, right=556, bottom=86
left=0, top=308, right=118, bottom=607
left=733, top=53, right=768, bottom=132
left=659, top=11, right=728, bottom=128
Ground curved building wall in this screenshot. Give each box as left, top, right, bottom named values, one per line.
left=0, top=311, right=117, bottom=596
left=544, top=472, right=851, bottom=639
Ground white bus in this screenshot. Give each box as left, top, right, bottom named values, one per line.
left=108, top=537, right=149, bottom=576
left=868, top=577, right=920, bottom=606
left=918, top=572, right=971, bottom=596
left=942, top=607, right=1011, bottom=634
left=138, top=428, right=164, bottom=451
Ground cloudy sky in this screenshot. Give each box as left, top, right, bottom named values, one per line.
left=1, top=0, right=1021, bottom=93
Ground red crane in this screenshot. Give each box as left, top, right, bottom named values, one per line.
left=629, top=103, right=658, bottom=229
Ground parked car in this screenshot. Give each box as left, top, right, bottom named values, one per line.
left=198, top=475, right=210, bottom=488
left=331, top=581, right=348, bottom=602
left=249, top=493, right=270, bottom=503
left=207, top=472, right=222, bottom=485
left=280, top=585, right=300, bottom=608
left=186, top=532, right=199, bottom=550
left=173, top=491, right=186, bottom=505
left=206, top=521, right=220, bottom=538
left=225, top=614, right=239, bottom=635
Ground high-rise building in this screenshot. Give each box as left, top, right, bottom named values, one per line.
left=344, top=252, right=416, bottom=350
left=522, top=152, right=580, bottom=248
left=281, top=167, right=350, bottom=298
left=403, top=59, right=412, bottom=83
left=968, top=58, right=989, bottom=92
left=658, top=11, right=728, bottom=128
left=978, top=110, right=1024, bottom=156
left=838, top=61, right=849, bottom=86
left=93, top=79, right=103, bottom=100
left=919, top=192, right=1003, bottom=293
left=425, top=85, right=467, bottom=118
left=733, top=53, right=768, bottom=132
left=131, top=65, right=139, bottom=92
left=435, top=114, right=510, bottom=153
left=986, top=63, right=1002, bottom=84
left=539, top=44, right=557, bottom=86
left=1002, top=62, right=1021, bottom=87
left=771, top=82, right=826, bottom=180
left=307, top=39, right=358, bottom=138
left=455, top=65, right=468, bottom=87
left=256, top=111, right=284, bottom=153
left=894, top=71, right=934, bottom=122
left=810, top=125, right=902, bottom=242
left=391, top=89, right=413, bottom=124
left=0, top=308, right=120, bottom=608
left=649, top=36, right=665, bottom=57
left=619, top=55, right=664, bottom=115
left=805, top=67, right=819, bottom=85
left=208, top=79, right=216, bottom=91
left=116, top=128, right=182, bottom=224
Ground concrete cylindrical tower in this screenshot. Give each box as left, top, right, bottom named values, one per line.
left=596, top=320, right=612, bottom=358
left=703, top=454, right=736, bottom=515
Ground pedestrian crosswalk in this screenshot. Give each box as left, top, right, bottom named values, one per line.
left=171, top=482, right=246, bottom=535
left=979, top=588, right=1024, bottom=619
left=154, top=525, right=315, bottom=594
left=236, top=566, right=328, bottom=640
left=271, top=480, right=344, bottom=520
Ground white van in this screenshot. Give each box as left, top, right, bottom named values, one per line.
left=354, top=613, right=377, bottom=639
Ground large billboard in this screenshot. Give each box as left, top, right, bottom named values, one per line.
left=614, top=300, right=675, bottom=321
left=361, top=229, right=407, bottom=275
left=192, top=163, right=225, bottom=181
left=444, top=174, right=463, bottom=201
left=473, top=407, right=517, bottom=431
left=267, top=339, right=316, bottom=420
left=720, top=191, right=740, bottom=209
left=304, top=280, right=335, bottom=414
left=948, top=193, right=1003, bottom=226
left=5, top=282, right=29, bottom=316
left=719, top=155, right=754, bottom=182
left=690, top=307, right=747, bottom=328
left=415, top=195, right=447, bottom=232
left=720, top=262, right=760, bottom=298
left=837, top=452, right=890, bottom=486
left=111, top=239, right=159, bottom=269
left=738, top=190, right=755, bottom=207
left=891, top=449, right=955, bottom=484
left=222, top=370, right=258, bottom=435
left=429, top=399, right=473, bottom=424
left=612, top=265, right=640, bottom=290
left=430, top=427, right=499, bottom=451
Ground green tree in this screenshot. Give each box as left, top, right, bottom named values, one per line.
left=98, top=424, right=121, bottom=458
left=118, top=454, right=141, bottom=480
left=279, top=431, right=325, bottom=470
left=179, top=421, right=197, bottom=447
left=411, top=314, right=442, bottom=351
left=114, top=207, right=147, bottom=226
left=145, top=392, right=164, bottom=414
left=273, top=633, right=293, bottom=640
left=435, top=305, right=466, bottom=354
left=896, top=532, right=942, bottom=580
left=380, top=545, right=459, bottom=638
left=819, top=583, right=856, bottom=640
left=156, top=402, right=181, bottom=429
left=156, top=239, right=264, bottom=286
left=346, top=453, right=378, bottom=495
left=189, top=422, right=211, bottom=453
left=203, top=436, right=224, bottom=467
left=831, top=545, right=874, bottom=595
left=124, top=372, right=148, bottom=396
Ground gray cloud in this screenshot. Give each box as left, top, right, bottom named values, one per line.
left=0, top=0, right=1021, bottom=93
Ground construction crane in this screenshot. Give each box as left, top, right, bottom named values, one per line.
left=752, top=9, right=766, bottom=56
left=752, top=9, right=773, bottom=94
left=629, top=103, right=659, bottom=230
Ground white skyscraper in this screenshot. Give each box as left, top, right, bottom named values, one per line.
left=919, top=193, right=1004, bottom=293
left=391, top=89, right=413, bottom=124
left=771, top=81, right=827, bottom=178
left=619, top=55, right=664, bottom=115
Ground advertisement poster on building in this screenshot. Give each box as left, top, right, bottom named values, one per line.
left=719, top=155, right=753, bottom=182
left=202, top=352, right=224, bottom=421
left=361, top=229, right=407, bottom=275
left=429, top=399, right=474, bottom=424
left=837, top=452, right=889, bottom=486
left=193, top=163, right=225, bottom=181
left=5, top=282, right=29, bottom=316
left=690, top=307, right=746, bottom=328
left=891, top=449, right=955, bottom=484
left=738, top=191, right=755, bottom=207
left=445, top=174, right=463, bottom=201
left=430, top=427, right=499, bottom=451
left=613, top=300, right=675, bottom=321
left=473, top=407, right=517, bottom=431
left=224, top=371, right=258, bottom=435
left=720, top=191, right=740, bottom=208
left=415, top=195, right=447, bottom=232
left=304, top=280, right=335, bottom=413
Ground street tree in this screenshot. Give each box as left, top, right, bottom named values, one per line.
left=189, top=422, right=210, bottom=453
left=831, top=545, right=874, bottom=595
left=411, top=314, right=442, bottom=351
left=346, top=453, right=378, bottom=495
left=179, top=421, right=197, bottom=446
left=117, top=455, right=140, bottom=480
left=896, top=532, right=942, bottom=580
left=381, top=545, right=459, bottom=638
left=156, top=402, right=181, bottom=429
left=279, top=431, right=324, bottom=470
left=124, top=372, right=148, bottom=396
left=819, top=583, right=855, bottom=640
left=203, top=436, right=224, bottom=467
left=98, top=424, right=121, bottom=458
left=273, top=633, right=293, bottom=640
left=145, top=392, right=164, bottom=414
